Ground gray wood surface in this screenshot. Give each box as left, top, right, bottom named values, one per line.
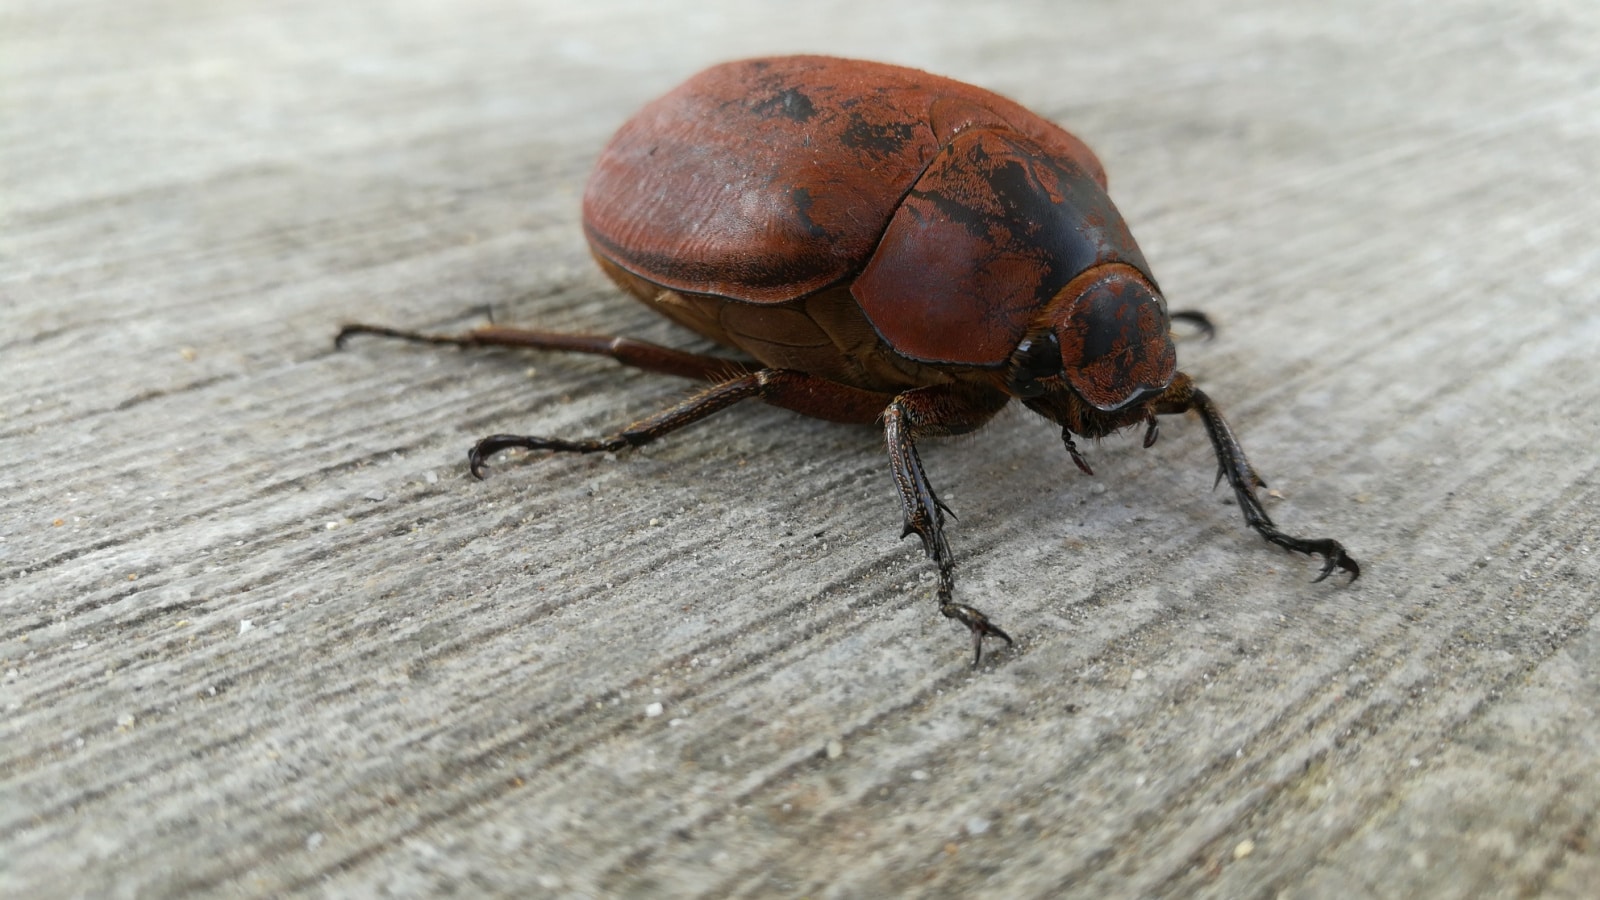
left=4, top=0, right=1598, bottom=896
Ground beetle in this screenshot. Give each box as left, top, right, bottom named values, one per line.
left=338, top=55, right=1359, bottom=665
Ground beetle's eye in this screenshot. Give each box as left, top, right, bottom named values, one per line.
left=1006, top=333, right=1063, bottom=398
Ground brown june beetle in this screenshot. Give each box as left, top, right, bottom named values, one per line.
left=339, top=55, right=1359, bottom=665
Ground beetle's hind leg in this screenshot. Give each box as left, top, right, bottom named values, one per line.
left=336, top=322, right=755, bottom=382
left=1153, top=374, right=1360, bottom=581
left=465, top=371, right=763, bottom=476
left=882, top=386, right=1015, bottom=666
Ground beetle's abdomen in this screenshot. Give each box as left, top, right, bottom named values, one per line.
left=596, top=254, right=956, bottom=394
left=583, top=56, right=1108, bottom=306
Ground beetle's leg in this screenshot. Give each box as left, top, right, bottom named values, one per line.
left=882, top=386, right=1014, bottom=665
left=471, top=370, right=760, bottom=477
left=1062, top=432, right=1095, bottom=475
left=1169, top=310, right=1217, bottom=340
left=470, top=368, right=892, bottom=476
left=1154, top=374, right=1360, bottom=581
left=336, top=323, right=755, bottom=382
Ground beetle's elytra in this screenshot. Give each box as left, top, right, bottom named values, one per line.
left=339, top=56, right=1359, bottom=665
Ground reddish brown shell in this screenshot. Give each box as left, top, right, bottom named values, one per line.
left=853, top=127, right=1152, bottom=365
left=582, top=56, right=1108, bottom=306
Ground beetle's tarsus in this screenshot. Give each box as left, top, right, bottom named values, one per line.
left=1334, top=551, right=1360, bottom=581
left=468, top=432, right=633, bottom=477
left=334, top=323, right=459, bottom=350
left=1307, top=539, right=1360, bottom=582
left=468, top=442, right=497, bottom=479
left=941, top=602, right=1014, bottom=667
left=1253, top=529, right=1361, bottom=582
left=469, top=434, right=521, bottom=478
left=1170, top=310, right=1217, bottom=341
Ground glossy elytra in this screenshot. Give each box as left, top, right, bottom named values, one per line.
left=338, top=56, right=1359, bottom=665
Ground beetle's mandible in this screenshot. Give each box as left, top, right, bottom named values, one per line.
left=338, top=56, right=1359, bottom=665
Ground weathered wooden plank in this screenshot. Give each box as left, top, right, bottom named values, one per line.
left=4, top=0, right=1597, bottom=896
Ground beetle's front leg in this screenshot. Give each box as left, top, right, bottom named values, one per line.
left=882, top=386, right=1014, bottom=665
left=1154, top=374, right=1360, bottom=581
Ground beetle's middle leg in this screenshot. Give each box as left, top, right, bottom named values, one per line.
left=882, top=386, right=1014, bottom=665
left=469, top=368, right=893, bottom=477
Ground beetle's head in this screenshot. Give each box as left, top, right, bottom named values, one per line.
left=1004, top=263, right=1177, bottom=437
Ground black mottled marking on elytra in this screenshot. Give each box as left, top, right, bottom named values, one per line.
left=903, top=144, right=993, bottom=244
left=907, top=185, right=988, bottom=245
left=790, top=187, right=829, bottom=239
left=840, top=113, right=918, bottom=155
left=751, top=87, right=817, bottom=121
left=985, top=144, right=1119, bottom=299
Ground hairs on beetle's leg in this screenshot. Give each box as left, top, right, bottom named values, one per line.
left=882, top=386, right=1014, bottom=665
left=1154, top=374, right=1360, bottom=581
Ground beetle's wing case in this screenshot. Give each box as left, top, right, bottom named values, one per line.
left=582, top=56, right=1107, bottom=305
